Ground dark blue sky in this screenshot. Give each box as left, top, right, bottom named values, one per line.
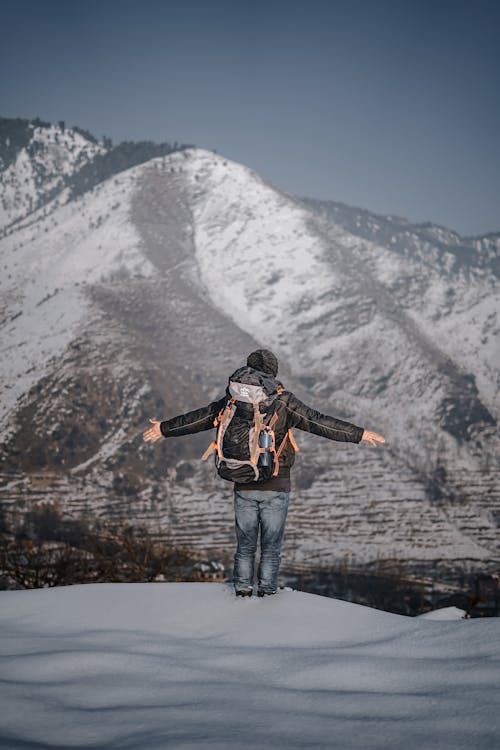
left=2, top=0, right=499, bottom=235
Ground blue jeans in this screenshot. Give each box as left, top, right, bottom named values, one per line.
left=233, top=488, right=290, bottom=594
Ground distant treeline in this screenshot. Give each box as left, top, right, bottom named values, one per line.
left=0, top=116, right=194, bottom=197
left=283, top=562, right=500, bottom=618
left=0, top=503, right=220, bottom=590
left=68, top=139, right=193, bottom=199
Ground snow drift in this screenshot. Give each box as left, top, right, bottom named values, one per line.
left=0, top=582, right=499, bottom=749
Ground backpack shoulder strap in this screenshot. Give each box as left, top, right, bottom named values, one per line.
left=201, top=397, right=236, bottom=461
left=216, top=398, right=237, bottom=458
left=275, top=428, right=300, bottom=460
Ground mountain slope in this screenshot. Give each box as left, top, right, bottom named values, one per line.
left=0, top=129, right=498, bottom=591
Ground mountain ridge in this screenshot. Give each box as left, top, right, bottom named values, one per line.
left=0, top=116, right=191, bottom=235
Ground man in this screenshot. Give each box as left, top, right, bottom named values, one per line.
left=143, top=349, right=385, bottom=598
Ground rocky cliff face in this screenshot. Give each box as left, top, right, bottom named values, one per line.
left=1, top=123, right=498, bottom=585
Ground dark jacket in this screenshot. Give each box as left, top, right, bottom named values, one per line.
left=160, top=390, right=364, bottom=492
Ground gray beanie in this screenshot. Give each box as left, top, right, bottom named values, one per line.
left=246, top=349, right=279, bottom=377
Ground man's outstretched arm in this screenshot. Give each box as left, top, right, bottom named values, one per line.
left=282, top=392, right=385, bottom=446
left=143, top=396, right=227, bottom=444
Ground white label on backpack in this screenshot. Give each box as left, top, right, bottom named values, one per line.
left=229, top=381, right=268, bottom=404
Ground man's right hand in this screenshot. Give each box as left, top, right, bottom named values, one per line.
left=361, top=430, right=385, bottom=447
left=143, top=418, right=163, bottom=443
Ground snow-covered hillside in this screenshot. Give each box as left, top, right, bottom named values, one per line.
left=1, top=122, right=499, bottom=596
left=0, top=165, right=152, bottom=426
left=0, top=583, right=499, bottom=749
left=0, top=122, right=104, bottom=229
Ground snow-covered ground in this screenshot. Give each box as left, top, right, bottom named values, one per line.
left=0, top=583, right=499, bottom=749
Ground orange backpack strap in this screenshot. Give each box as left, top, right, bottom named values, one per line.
left=216, top=398, right=236, bottom=458
left=267, top=412, right=279, bottom=431
left=272, top=428, right=300, bottom=475
left=201, top=441, right=217, bottom=461
left=275, top=428, right=300, bottom=459
left=202, top=398, right=236, bottom=460
left=288, top=428, right=300, bottom=452
left=275, top=431, right=288, bottom=459
left=271, top=432, right=280, bottom=476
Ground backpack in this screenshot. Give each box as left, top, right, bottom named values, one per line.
left=201, top=366, right=299, bottom=483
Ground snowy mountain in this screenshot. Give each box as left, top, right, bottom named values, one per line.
left=0, top=118, right=105, bottom=229
left=0, top=117, right=188, bottom=232
left=1, top=582, right=499, bottom=749
left=0, top=120, right=499, bottom=596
